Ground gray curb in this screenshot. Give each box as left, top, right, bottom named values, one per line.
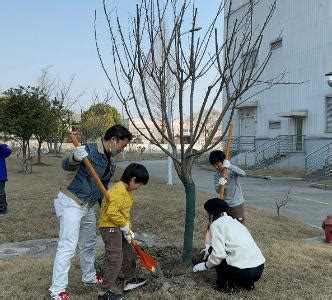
left=310, top=183, right=332, bottom=190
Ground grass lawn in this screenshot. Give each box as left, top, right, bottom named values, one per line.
left=0, top=156, right=331, bottom=299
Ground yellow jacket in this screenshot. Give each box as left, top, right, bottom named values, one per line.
left=99, top=181, right=133, bottom=228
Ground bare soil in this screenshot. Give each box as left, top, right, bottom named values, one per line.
left=0, top=156, right=331, bottom=299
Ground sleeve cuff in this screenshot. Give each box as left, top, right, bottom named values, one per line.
left=69, top=155, right=80, bottom=165
left=206, top=259, right=217, bottom=269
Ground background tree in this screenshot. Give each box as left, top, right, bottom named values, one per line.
left=0, top=86, right=47, bottom=170
left=80, top=102, right=123, bottom=142
left=96, top=0, right=278, bottom=264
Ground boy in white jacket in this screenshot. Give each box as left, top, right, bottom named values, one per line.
left=193, top=198, right=265, bottom=294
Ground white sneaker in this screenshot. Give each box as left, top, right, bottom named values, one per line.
left=123, top=277, right=148, bottom=291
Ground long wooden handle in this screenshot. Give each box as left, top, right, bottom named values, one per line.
left=220, top=124, right=233, bottom=199
left=69, top=134, right=110, bottom=201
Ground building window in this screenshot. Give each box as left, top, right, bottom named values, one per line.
left=242, top=49, right=258, bottom=71
left=270, top=38, right=282, bottom=50
left=269, top=120, right=281, bottom=129
left=326, top=97, right=332, bottom=132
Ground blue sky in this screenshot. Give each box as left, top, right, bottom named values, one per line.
left=0, top=1, right=223, bottom=113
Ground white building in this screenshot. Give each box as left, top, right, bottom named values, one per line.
left=224, top=0, right=332, bottom=173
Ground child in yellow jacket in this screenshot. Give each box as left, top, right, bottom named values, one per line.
left=98, top=163, right=149, bottom=300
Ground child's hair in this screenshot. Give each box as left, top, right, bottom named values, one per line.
left=209, top=150, right=225, bottom=165
left=204, top=198, right=230, bottom=222
left=121, top=163, right=149, bottom=185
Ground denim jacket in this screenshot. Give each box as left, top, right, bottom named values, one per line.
left=61, top=139, right=116, bottom=207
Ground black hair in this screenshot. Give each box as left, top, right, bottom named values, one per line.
left=121, top=163, right=149, bottom=185
left=204, top=198, right=229, bottom=222
left=209, top=150, right=225, bottom=165
left=104, top=124, right=133, bottom=141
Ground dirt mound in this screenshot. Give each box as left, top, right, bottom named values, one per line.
left=95, top=245, right=212, bottom=297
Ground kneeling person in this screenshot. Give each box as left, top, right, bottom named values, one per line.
left=98, top=163, right=149, bottom=300
left=193, top=198, right=265, bottom=293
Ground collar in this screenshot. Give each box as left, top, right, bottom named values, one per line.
left=97, top=138, right=105, bottom=154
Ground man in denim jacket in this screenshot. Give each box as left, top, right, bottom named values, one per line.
left=49, top=125, right=132, bottom=300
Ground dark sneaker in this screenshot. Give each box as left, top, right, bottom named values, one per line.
left=97, top=290, right=123, bottom=300
left=123, top=278, right=148, bottom=291
left=245, top=283, right=255, bottom=291
left=214, top=281, right=239, bottom=295
left=0, top=210, right=7, bottom=214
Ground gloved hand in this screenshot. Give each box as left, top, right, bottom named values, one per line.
left=73, top=145, right=88, bottom=161
left=193, top=262, right=208, bottom=272
left=120, top=224, right=129, bottom=234
left=218, top=177, right=228, bottom=186
left=200, top=244, right=210, bottom=260
left=120, top=224, right=135, bottom=243
left=222, top=159, right=231, bottom=168
left=123, top=230, right=135, bottom=243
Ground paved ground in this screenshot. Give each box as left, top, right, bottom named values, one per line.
left=118, top=160, right=332, bottom=229
left=0, top=233, right=157, bottom=260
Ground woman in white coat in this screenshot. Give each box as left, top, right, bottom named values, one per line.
left=193, top=198, right=265, bottom=294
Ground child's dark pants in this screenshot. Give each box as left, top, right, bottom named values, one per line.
left=0, top=181, right=7, bottom=212
left=216, top=259, right=264, bottom=290
left=100, top=227, right=136, bottom=291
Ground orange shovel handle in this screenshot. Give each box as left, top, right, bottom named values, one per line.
left=220, top=124, right=233, bottom=199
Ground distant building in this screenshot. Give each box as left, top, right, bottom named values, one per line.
left=224, top=0, right=332, bottom=173
left=124, top=108, right=222, bottom=148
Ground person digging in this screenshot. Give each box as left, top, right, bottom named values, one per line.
left=49, top=125, right=133, bottom=300
left=193, top=198, right=265, bottom=294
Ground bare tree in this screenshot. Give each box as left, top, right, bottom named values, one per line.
left=95, top=0, right=278, bottom=264
left=38, top=68, right=84, bottom=156
left=276, top=187, right=292, bottom=219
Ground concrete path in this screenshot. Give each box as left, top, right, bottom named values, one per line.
left=0, top=233, right=157, bottom=260
left=118, top=160, right=332, bottom=228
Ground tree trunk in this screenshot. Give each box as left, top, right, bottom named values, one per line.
left=22, top=140, right=27, bottom=161
left=27, top=140, right=31, bottom=159
left=37, top=140, right=42, bottom=164
left=182, top=180, right=196, bottom=266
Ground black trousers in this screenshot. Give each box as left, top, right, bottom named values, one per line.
left=0, top=181, right=7, bottom=212
left=216, top=259, right=264, bottom=289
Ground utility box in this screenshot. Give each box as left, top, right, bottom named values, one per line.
left=322, top=216, right=332, bottom=243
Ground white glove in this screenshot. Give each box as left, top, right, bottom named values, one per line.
left=222, top=159, right=231, bottom=169
left=193, top=262, right=208, bottom=272
left=73, top=145, right=88, bottom=161
left=120, top=224, right=130, bottom=235
left=218, top=177, right=227, bottom=186
left=223, top=159, right=231, bottom=168
left=120, top=225, right=135, bottom=243
left=200, top=244, right=210, bottom=260
left=123, top=230, right=135, bottom=243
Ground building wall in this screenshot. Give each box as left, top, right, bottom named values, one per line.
left=224, top=0, right=332, bottom=145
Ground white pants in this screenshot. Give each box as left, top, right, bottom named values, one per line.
left=49, top=192, right=97, bottom=296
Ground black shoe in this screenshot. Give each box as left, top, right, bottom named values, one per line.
left=0, top=210, right=7, bottom=214
left=98, top=290, right=123, bottom=300
left=245, top=283, right=255, bottom=291
left=215, top=281, right=239, bottom=295
left=123, top=277, right=148, bottom=291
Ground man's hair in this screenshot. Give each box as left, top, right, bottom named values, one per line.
left=121, top=163, right=149, bottom=185
left=104, top=124, right=133, bottom=141
left=209, top=150, right=225, bottom=165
